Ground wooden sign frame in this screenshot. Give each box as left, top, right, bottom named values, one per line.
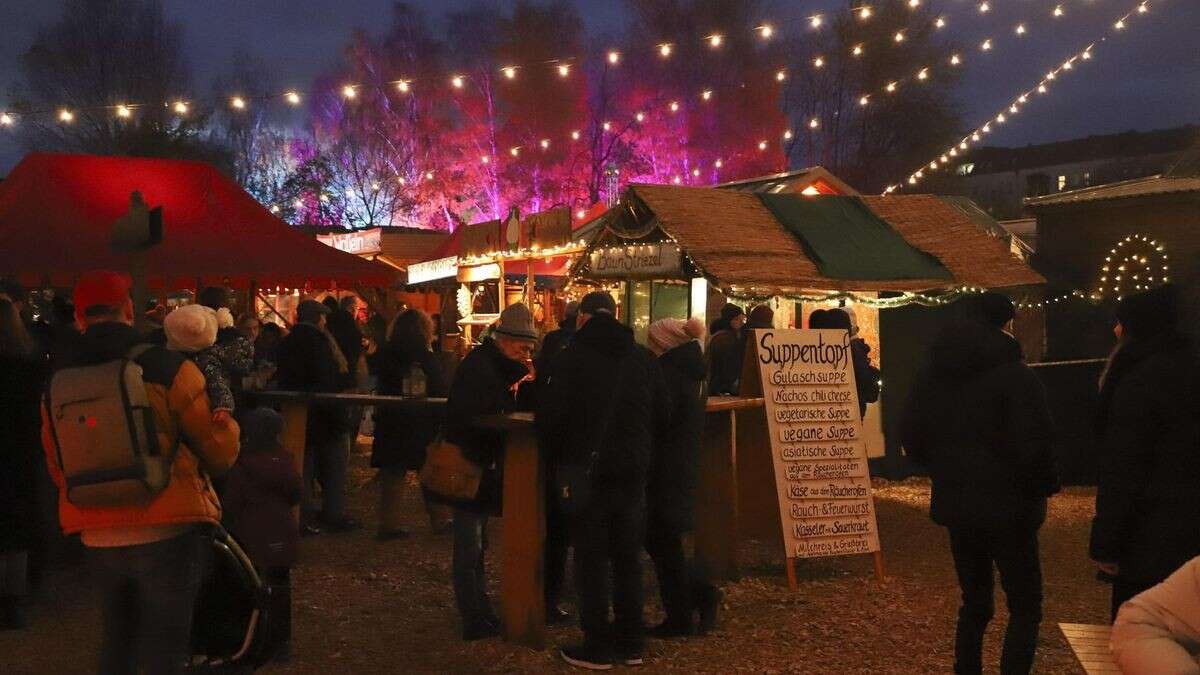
left=739, top=329, right=886, bottom=589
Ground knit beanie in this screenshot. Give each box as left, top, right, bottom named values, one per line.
left=972, top=292, right=1016, bottom=329
left=1116, top=284, right=1178, bottom=340
left=164, top=304, right=218, bottom=353
left=647, top=316, right=706, bottom=356
left=748, top=304, right=775, bottom=328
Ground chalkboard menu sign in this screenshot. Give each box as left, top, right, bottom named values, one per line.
left=752, top=329, right=881, bottom=568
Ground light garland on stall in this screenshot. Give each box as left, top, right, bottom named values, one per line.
left=886, top=0, right=1156, bottom=194
left=1097, top=233, right=1169, bottom=300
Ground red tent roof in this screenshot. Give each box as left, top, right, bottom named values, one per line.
left=0, top=153, right=395, bottom=290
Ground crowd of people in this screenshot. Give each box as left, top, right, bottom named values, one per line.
left=0, top=270, right=1197, bottom=673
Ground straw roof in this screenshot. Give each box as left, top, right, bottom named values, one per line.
left=622, top=185, right=1043, bottom=293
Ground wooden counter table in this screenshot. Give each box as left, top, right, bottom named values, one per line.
left=695, top=395, right=767, bottom=583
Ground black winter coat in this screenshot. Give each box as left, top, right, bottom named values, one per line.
left=371, top=338, right=448, bottom=470
left=444, top=339, right=530, bottom=513
left=539, top=314, right=670, bottom=492
left=902, top=322, right=1058, bottom=531
left=0, top=355, right=46, bottom=551
left=326, top=310, right=363, bottom=374
left=274, top=323, right=349, bottom=446
left=221, top=449, right=303, bottom=568
left=1090, top=334, right=1200, bottom=586
left=850, top=338, right=880, bottom=419
left=649, top=341, right=706, bottom=532
left=706, top=328, right=742, bottom=395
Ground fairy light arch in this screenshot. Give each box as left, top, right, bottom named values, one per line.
left=1097, top=234, right=1169, bottom=300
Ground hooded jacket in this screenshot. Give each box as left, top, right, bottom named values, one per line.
left=649, top=340, right=706, bottom=531
left=1090, top=334, right=1200, bottom=586
left=539, top=314, right=670, bottom=491
left=902, top=321, right=1058, bottom=530
left=221, top=447, right=302, bottom=568
left=42, top=322, right=240, bottom=537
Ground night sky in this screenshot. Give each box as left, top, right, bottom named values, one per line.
left=1, top=0, right=1197, bottom=175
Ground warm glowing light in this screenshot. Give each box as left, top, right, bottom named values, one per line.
left=811, top=15, right=823, bottom=28
left=935, top=17, right=946, bottom=29
left=1114, top=19, right=1125, bottom=29
left=270, top=205, right=280, bottom=213
left=451, top=75, right=464, bottom=89
left=758, top=25, right=773, bottom=39
left=576, top=209, right=586, bottom=219
left=659, top=43, right=672, bottom=57
left=1038, top=84, right=1048, bottom=94
left=950, top=54, right=961, bottom=65
left=808, top=118, right=819, bottom=129
left=813, top=56, right=825, bottom=68
left=858, top=95, right=870, bottom=106
left=917, top=68, right=928, bottom=81
left=0, top=113, right=12, bottom=126
left=424, top=171, right=434, bottom=180
left=607, top=50, right=620, bottom=64
left=602, top=121, right=612, bottom=131
left=557, top=64, right=570, bottom=77
left=886, top=81, right=897, bottom=92
left=502, top=66, right=517, bottom=79
left=1138, top=3, right=1148, bottom=13
left=692, top=168, right=701, bottom=177
left=1018, top=95, right=1027, bottom=103
left=230, top=97, right=246, bottom=110
left=981, top=39, right=992, bottom=51
left=1009, top=104, right=1019, bottom=114
left=672, top=175, right=682, bottom=184
left=635, top=111, right=645, bottom=122
left=982, top=123, right=991, bottom=133
left=995, top=113, right=1006, bottom=123
left=971, top=133, right=980, bottom=141
left=1082, top=50, right=1093, bottom=60
left=783, top=129, right=793, bottom=140
left=1054, top=5, right=1064, bottom=17
left=775, top=70, right=787, bottom=82
left=858, top=6, right=872, bottom=20
left=481, top=155, right=490, bottom=164
left=701, top=89, right=712, bottom=101
left=708, top=34, right=723, bottom=48
left=116, top=105, right=131, bottom=118
left=285, top=91, right=301, bottom=105
left=758, top=140, right=768, bottom=151
left=669, top=101, right=680, bottom=112
left=1015, top=24, right=1026, bottom=35
left=397, top=80, right=410, bottom=92
left=852, top=44, right=864, bottom=56
left=540, top=138, right=550, bottom=150
left=571, top=130, right=581, bottom=140
left=978, top=2, right=990, bottom=13
left=341, top=85, right=356, bottom=99
left=908, top=0, right=920, bottom=7
left=714, top=159, right=723, bottom=168
left=173, top=101, right=188, bottom=114
left=894, top=31, right=905, bottom=43
left=293, top=199, right=304, bottom=209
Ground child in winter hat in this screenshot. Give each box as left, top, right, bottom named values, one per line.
left=164, top=303, right=236, bottom=420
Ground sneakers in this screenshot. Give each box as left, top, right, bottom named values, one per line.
left=560, top=644, right=614, bottom=671
left=615, top=646, right=644, bottom=666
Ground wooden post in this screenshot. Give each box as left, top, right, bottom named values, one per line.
left=786, top=557, right=799, bottom=591
left=873, top=551, right=887, bottom=583
left=695, top=407, right=739, bottom=582
left=500, top=427, right=546, bottom=649
left=280, top=400, right=308, bottom=523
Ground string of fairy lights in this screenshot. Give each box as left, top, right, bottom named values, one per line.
left=887, top=0, right=1156, bottom=194
left=0, top=0, right=1125, bottom=189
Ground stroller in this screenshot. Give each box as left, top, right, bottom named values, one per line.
left=189, top=526, right=281, bottom=671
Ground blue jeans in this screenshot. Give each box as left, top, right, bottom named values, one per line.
left=90, top=529, right=208, bottom=675
left=452, top=509, right=494, bottom=627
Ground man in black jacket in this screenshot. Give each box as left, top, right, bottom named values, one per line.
left=541, top=291, right=670, bottom=670
left=1091, top=285, right=1200, bottom=619
left=903, top=292, right=1058, bottom=675
left=274, top=300, right=358, bottom=534
left=444, top=303, right=538, bottom=640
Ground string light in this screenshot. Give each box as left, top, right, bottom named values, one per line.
left=708, top=34, right=723, bottom=48
left=397, top=80, right=410, bottom=93
left=701, top=89, right=713, bottom=101
left=658, top=43, right=672, bottom=58
left=230, top=96, right=246, bottom=110
left=1015, top=24, right=1027, bottom=36
left=539, top=138, right=550, bottom=149
left=978, top=2, right=990, bottom=13
left=894, top=31, right=906, bottom=43
left=341, top=85, right=356, bottom=99
left=886, top=81, right=897, bottom=93
left=480, top=155, right=490, bottom=164
left=172, top=100, right=188, bottom=114
left=852, top=44, right=864, bottom=56
left=783, top=129, right=793, bottom=140
left=858, top=95, right=870, bottom=106
left=602, top=120, right=611, bottom=131
left=0, top=113, right=13, bottom=126
left=571, top=130, right=581, bottom=140
left=450, top=75, right=464, bottom=89
left=635, top=111, right=645, bottom=122
left=950, top=53, right=961, bottom=65
left=917, top=68, right=929, bottom=81
left=285, top=91, right=301, bottom=105
left=557, top=64, right=570, bottom=77
left=935, top=17, right=946, bottom=29
left=116, top=105, right=132, bottom=118
left=981, top=39, right=993, bottom=51
left=775, top=69, right=787, bottom=82
left=757, top=25, right=773, bottom=39
left=813, top=56, right=825, bottom=68
left=808, top=117, right=819, bottom=129
left=1054, top=5, right=1065, bottom=17
left=857, top=6, right=872, bottom=21
left=607, top=50, right=620, bottom=65
left=669, top=101, right=680, bottom=113
left=502, top=66, right=517, bottom=80
left=509, top=146, right=520, bottom=157
left=758, top=140, right=768, bottom=151
left=810, top=15, right=823, bottom=28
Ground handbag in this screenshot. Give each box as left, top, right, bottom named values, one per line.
left=419, top=436, right=483, bottom=502
left=555, top=361, right=626, bottom=516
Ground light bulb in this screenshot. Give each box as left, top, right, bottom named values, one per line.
left=607, top=50, right=620, bottom=64
left=1054, top=5, right=1064, bottom=17
left=811, top=15, right=823, bottom=28
left=0, top=113, right=12, bottom=126
left=858, top=95, right=870, bottom=106
left=669, top=101, right=680, bottom=113
left=978, top=2, right=990, bottom=13
left=1114, top=19, right=1125, bottom=29
left=173, top=101, right=188, bottom=114
left=758, top=25, right=773, bottom=39
left=231, top=97, right=246, bottom=110
left=341, top=85, right=356, bottom=99
left=659, top=43, right=672, bottom=57
left=1138, top=3, right=1148, bottom=13
left=783, top=129, right=793, bottom=140
left=502, top=66, right=517, bottom=79
left=714, top=159, right=723, bottom=168
left=285, top=91, right=301, bottom=105
left=858, top=7, right=872, bottom=20
left=451, top=75, right=464, bottom=89
left=1016, top=24, right=1026, bottom=35
left=571, top=130, right=581, bottom=140
left=886, top=81, right=897, bottom=92
left=602, top=121, right=611, bottom=131
left=852, top=44, right=864, bottom=56
left=758, top=140, right=768, bottom=151
left=397, top=80, right=410, bottom=93
left=981, top=39, right=992, bottom=51
left=635, top=112, right=645, bottom=122
left=894, top=31, right=905, bottom=43
left=775, top=70, right=787, bottom=82
left=481, top=155, right=490, bottom=164
left=813, top=56, right=825, bottom=68
left=116, top=105, right=131, bottom=118
left=917, top=68, right=928, bottom=81
left=808, top=118, right=819, bottom=129
left=708, top=34, right=723, bottom=48
left=701, top=89, right=712, bottom=101
left=557, top=64, right=570, bottom=77
left=540, top=139, right=550, bottom=149
left=935, top=17, right=946, bottom=29
left=950, top=54, right=961, bottom=65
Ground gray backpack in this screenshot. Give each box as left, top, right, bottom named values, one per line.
left=45, top=345, right=175, bottom=507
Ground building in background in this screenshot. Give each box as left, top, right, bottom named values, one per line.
left=954, top=125, right=1197, bottom=219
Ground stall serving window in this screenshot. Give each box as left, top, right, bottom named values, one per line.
left=625, top=280, right=691, bottom=345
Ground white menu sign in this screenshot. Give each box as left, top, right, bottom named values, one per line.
left=754, top=329, right=880, bottom=560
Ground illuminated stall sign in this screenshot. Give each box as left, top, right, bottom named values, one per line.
left=407, top=256, right=459, bottom=284
left=316, top=227, right=382, bottom=256
left=589, top=243, right=682, bottom=278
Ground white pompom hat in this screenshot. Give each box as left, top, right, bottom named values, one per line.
left=164, top=304, right=218, bottom=353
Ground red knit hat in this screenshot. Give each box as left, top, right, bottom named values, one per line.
left=73, top=271, right=132, bottom=322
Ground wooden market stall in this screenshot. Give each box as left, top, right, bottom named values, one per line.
left=572, top=184, right=1045, bottom=578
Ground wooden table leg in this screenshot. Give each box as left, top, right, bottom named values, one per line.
left=696, top=409, right=740, bottom=582
left=500, top=428, right=546, bottom=648
left=280, top=401, right=308, bottom=524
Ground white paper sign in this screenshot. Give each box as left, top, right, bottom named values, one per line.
left=754, top=329, right=880, bottom=560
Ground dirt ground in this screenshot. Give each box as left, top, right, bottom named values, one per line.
left=2, top=446, right=1111, bottom=674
